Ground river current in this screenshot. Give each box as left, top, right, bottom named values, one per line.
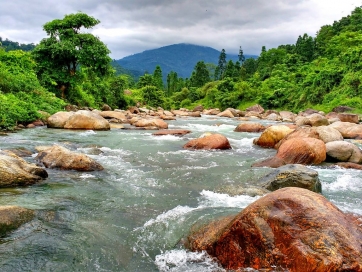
left=0, top=115, right=361, bottom=271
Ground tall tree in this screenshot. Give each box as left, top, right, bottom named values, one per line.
left=32, top=12, right=112, bottom=99
left=215, top=49, right=227, bottom=80
left=295, top=33, right=315, bottom=62
left=190, top=61, right=210, bottom=87
left=238, top=46, right=245, bottom=63
left=153, top=65, right=164, bottom=90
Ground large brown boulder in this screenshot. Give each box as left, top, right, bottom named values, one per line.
left=246, top=104, right=264, bottom=114
left=338, top=113, right=359, bottom=124
left=0, top=151, right=48, bottom=187
left=274, top=126, right=319, bottom=149
left=329, top=121, right=362, bottom=138
left=276, top=137, right=326, bottom=165
left=307, top=113, right=329, bottom=126
left=36, top=145, right=103, bottom=171
left=234, top=122, right=265, bottom=133
left=188, top=187, right=362, bottom=271
left=63, top=110, right=110, bottom=130
left=183, top=133, right=231, bottom=150
left=326, top=141, right=362, bottom=163
left=217, top=109, right=235, bottom=118
left=0, top=206, right=35, bottom=237
left=253, top=125, right=293, bottom=148
left=47, top=111, right=75, bottom=128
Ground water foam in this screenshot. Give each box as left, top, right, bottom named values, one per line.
left=199, top=190, right=260, bottom=208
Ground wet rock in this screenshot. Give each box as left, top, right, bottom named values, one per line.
left=36, top=145, right=103, bottom=171
left=4, top=148, right=33, bottom=157
left=253, top=125, right=293, bottom=148
left=276, top=137, right=326, bottom=165
left=64, top=110, right=110, bottom=130
left=314, top=126, right=343, bottom=143
left=261, top=164, right=321, bottom=193
left=336, top=162, right=362, bottom=170
left=152, top=129, right=191, bottom=136
left=0, top=151, right=48, bottom=187
left=134, top=118, right=168, bottom=129
left=188, top=187, right=362, bottom=271
left=274, top=126, right=319, bottom=149
left=183, top=133, right=231, bottom=150
left=252, top=157, right=286, bottom=168
left=234, top=122, right=265, bottom=133
left=0, top=206, right=35, bottom=237
left=326, top=140, right=362, bottom=163
left=47, top=111, right=75, bottom=128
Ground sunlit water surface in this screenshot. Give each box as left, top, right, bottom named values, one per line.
left=0, top=115, right=361, bottom=271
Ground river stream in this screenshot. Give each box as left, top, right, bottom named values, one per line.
left=0, top=115, right=361, bottom=271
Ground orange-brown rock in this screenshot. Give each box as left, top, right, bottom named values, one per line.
left=253, top=125, right=293, bottom=148
left=336, top=162, right=362, bottom=170
left=152, top=129, right=191, bottom=136
left=63, top=110, right=110, bottom=130
left=36, top=145, right=103, bottom=171
left=183, top=133, right=231, bottom=150
left=338, top=113, right=359, bottom=124
left=274, top=126, right=320, bottom=149
left=47, top=111, right=75, bottom=128
left=234, top=122, right=266, bottom=133
left=98, top=111, right=127, bottom=122
left=134, top=118, right=168, bottom=129
left=246, top=104, right=264, bottom=114
left=203, top=109, right=221, bottom=115
left=252, top=157, right=286, bottom=168
left=188, top=187, right=362, bottom=271
left=276, top=137, right=326, bottom=165
left=217, top=109, right=235, bottom=118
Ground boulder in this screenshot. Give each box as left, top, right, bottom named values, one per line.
left=265, top=113, right=281, bottom=121
left=183, top=133, right=231, bottom=150
left=261, top=164, right=321, bottom=193
left=0, top=206, right=35, bottom=237
left=252, top=157, right=286, bottom=168
left=152, top=130, right=191, bottom=136
left=274, top=126, right=319, bottom=149
left=0, top=151, right=48, bottom=187
left=203, top=109, right=220, bottom=115
left=98, top=111, right=127, bottom=122
left=295, top=116, right=312, bottom=127
left=171, top=110, right=190, bottom=116
left=298, top=108, right=320, bottom=116
left=193, top=105, right=204, bottom=112
left=279, top=111, right=295, bottom=122
left=337, top=113, right=359, bottom=124
left=276, top=137, right=326, bottom=165
left=307, top=113, right=329, bottom=127
left=35, top=145, right=103, bottom=171
left=188, top=187, right=362, bottom=271
left=234, top=122, right=265, bottom=133
left=253, top=125, right=293, bottom=148
left=314, top=126, right=343, bottom=143
left=216, top=185, right=269, bottom=197
left=336, top=162, right=362, bottom=170
left=332, top=105, right=354, bottom=113
left=246, top=104, right=264, bottom=114
left=47, top=111, right=75, bottom=128
left=134, top=118, right=168, bottom=129
left=329, top=121, right=362, bottom=138
left=101, top=104, right=112, bottom=111
left=217, top=110, right=235, bottom=118
left=325, top=141, right=362, bottom=163
left=64, top=110, right=110, bottom=130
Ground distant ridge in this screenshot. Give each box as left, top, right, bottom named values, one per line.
left=115, top=43, right=258, bottom=80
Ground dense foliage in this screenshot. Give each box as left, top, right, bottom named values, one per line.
left=0, top=37, right=35, bottom=52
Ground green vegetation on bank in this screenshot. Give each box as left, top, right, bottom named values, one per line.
left=1, top=8, right=362, bottom=130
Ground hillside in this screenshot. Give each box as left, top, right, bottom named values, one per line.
left=116, top=43, right=257, bottom=79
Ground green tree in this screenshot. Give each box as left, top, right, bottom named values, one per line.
left=190, top=61, right=210, bottom=87
left=153, top=65, right=164, bottom=90
left=32, top=12, right=112, bottom=99
left=238, top=46, right=245, bottom=63
left=295, top=33, right=315, bottom=62
left=215, top=49, right=227, bottom=80
left=137, top=73, right=154, bottom=88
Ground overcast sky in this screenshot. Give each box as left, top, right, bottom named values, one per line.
left=0, top=0, right=361, bottom=59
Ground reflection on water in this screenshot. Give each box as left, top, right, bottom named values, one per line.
left=0, top=116, right=361, bottom=271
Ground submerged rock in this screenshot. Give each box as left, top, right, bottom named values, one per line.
left=0, top=206, right=35, bottom=237
left=0, top=150, right=48, bottom=187
left=183, top=133, right=231, bottom=150
left=188, top=187, right=362, bottom=271
left=261, top=164, right=321, bottom=193
left=36, top=145, right=103, bottom=171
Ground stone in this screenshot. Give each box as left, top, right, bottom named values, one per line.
left=252, top=157, right=286, bottom=168
left=0, top=150, right=48, bottom=187
left=64, top=110, right=110, bottom=130
left=152, top=130, right=191, bottom=136
left=134, top=118, right=168, bottom=129
left=128, top=106, right=140, bottom=114
left=98, top=111, right=127, bottom=122
left=314, top=126, right=343, bottom=143
left=203, top=109, right=221, bottom=115
left=325, top=141, right=362, bottom=163
left=216, top=185, right=269, bottom=197
left=265, top=113, right=281, bottom=121
left=188, top=187, right=362, bottom=271
left=337, top=113, right=359, bottom=124
left=183, top=133, right=231, bottom=150
left=217, top=110, right=235, bottom=118
left=193, top=105, right=204, bottom=112
left=276, top=137, right=326, bottom=165
left=295, top=116, right=312, bottom=126
left=47, top=111, right=75, bottom=128
left=274, top=126, right=319, bottom=149
left=329, top=121, right=362, bottom=138
left=307, top=113, right=329, bottom=127
left=101, top=104, right=112, bottom=111
left=332, top=105, right=354, bottom=113
left=279, top=111, right=295, bottom=122
left=36, top=145, right=104, bottom=171
left=0, top=206, right=35, bottom=237
left=336, top=162, right=362, bottom=170
left=246, top=104, right=264, bottom=114
left=261, top=164, right=321, bottom=193
left=234, top=122, right=265, bottom=133
left=253, top=125, right=293, bottom=148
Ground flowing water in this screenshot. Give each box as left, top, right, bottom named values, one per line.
left=0, top=115, right=361, bottom=271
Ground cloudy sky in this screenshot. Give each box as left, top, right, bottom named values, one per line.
left=0, top=0, right=361, bottom=59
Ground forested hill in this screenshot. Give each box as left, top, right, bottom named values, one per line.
left=116, top=43, right=257, bottom=79
left=0, top=37, right=35, bottom=52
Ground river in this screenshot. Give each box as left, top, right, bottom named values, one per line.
left=0, top=115, right=361, bottom=271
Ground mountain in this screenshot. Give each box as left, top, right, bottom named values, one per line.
left=115, top=43, right=258, bottom=80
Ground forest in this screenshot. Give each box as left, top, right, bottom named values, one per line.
left=1, top=8, right=362, bottom=130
